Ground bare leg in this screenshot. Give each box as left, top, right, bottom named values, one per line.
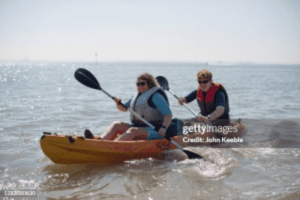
left=101, top=121, right=131, bottom=140
left=115, top=127, right=149, bottom=141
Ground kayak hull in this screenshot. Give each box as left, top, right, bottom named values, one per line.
left=40, top=119, right=246, bottom=164
left=40, top=135, right=178, bottom=164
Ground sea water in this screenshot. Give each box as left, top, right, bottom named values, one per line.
left=0, top=62, right=300, bottom=199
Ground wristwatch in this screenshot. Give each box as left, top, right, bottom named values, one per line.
left=207, top=115, right=211, bottom=120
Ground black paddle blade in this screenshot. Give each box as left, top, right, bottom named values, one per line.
left=183, top=150, right=204, bottom=159
left=156, top=76, right=169, bottom=90
left=74, top=68, right=101, bottom=90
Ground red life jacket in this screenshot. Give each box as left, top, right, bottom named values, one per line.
left=196, top=82, right=229, bottom=117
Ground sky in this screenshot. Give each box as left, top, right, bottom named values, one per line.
left=0, top=0, right=300, bottom=64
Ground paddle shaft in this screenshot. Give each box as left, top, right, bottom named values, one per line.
left=168, top=89, right=198, bottom=117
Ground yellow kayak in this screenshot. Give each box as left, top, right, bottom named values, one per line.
left=40, top=134, right=179, bottom=164
left=40, top=120, right=245, bottom=164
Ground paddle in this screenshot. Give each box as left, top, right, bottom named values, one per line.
left=75, top=68, right=203, bottom=159
left=156, top=76, right=198, bottom=117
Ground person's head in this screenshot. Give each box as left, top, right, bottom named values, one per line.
left=197, top=69, right=212, bottom=92
left=136, top=72, right=158, bottom=93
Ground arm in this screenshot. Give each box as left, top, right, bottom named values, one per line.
left=178, top=90, right=197, bottom=105
left=161, top=113, right=172, bottom=129
left=158, top=113, right=172, bottom=137
left=207, top=106, right=225, bottom=120
left=152, top=93, right=173, bottom=136
left=210, top=90, right=226, bottom=119
left=114, top=97, right=129, bottom=112
left=199, top=106, right=225, bottom=125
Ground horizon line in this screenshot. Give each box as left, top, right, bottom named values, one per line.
left=0, top=59, right=299, bottom=66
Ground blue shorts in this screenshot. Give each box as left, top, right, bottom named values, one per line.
left=146, top=127, right=164, bottom=140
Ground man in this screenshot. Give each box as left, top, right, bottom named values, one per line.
left=178, top=69, right=230, bottom=126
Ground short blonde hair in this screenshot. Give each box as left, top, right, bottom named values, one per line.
left=197, top=69, right=212, bottom=80
left=137, top=72, right=159, bottom=89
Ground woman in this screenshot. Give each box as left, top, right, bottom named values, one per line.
left=85, top=72, right=172, bottom=141
left=178, top=69, right=230, bottom=126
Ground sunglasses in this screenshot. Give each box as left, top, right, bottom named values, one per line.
left=198, top=80, right=210, bottom=84
left=136, top=82, right=147, bottom=86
